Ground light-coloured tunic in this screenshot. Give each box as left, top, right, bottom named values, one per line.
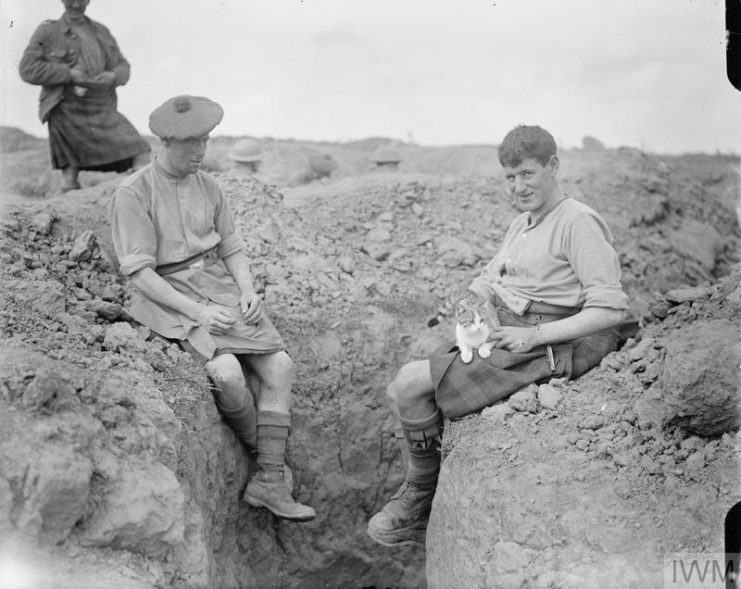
left=470, top=197, right=630, bottom=311
left=108, top=160, right=285, bottom=361
left=433, top=197, right=629, bottom=418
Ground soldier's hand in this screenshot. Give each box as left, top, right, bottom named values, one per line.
left=490, top=325, right=539, bottom=353
left=92, top=71, right=116, bottom=86
left=240, top=292, right=263, bottom=325
left=69, top=68, right=88, bottom=84
left=198, top=306, right=237, bottom=335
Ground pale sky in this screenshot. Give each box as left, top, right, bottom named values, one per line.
left=1, top=0, right=738, bottom=153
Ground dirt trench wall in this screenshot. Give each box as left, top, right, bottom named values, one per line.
left=0, top=147, right=738, bottom=588
left=0, top=179, right=434, bottom=588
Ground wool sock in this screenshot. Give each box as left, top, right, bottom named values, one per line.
left=256, top=410, right=291, bottom=478
left=217, top=399, right=257, bottom=448
left=400, top=410, right=443, bottom=488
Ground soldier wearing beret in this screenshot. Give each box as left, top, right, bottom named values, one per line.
left=107, top=95, right=316, bottom=521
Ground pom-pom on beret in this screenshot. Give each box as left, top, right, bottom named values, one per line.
left=149, top=95, right=224, bottom=139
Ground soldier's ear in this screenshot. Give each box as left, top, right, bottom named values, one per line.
left=547, top=155, right=559, bottom=176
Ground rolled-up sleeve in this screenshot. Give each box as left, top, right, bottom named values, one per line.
left=213, top=186, right=245, bottom=258
left=107, top=187, right=158, bottom=276
left=565, top=213, right=629, bottom=310
left=469, top=252, right=505, bottom=298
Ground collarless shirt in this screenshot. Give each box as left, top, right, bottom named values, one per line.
left=470, top=197, right=629, bottom=310
left=108, top=160, right=245, bottom=276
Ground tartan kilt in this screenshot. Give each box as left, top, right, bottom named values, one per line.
left=429, top=314, right=619, bottom=419
left=48, top=86, right=150, bottom=171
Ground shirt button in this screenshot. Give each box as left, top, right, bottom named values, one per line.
left=506, top=258, right=511, bottom=263
left=521, top=233, right=527, bottom=238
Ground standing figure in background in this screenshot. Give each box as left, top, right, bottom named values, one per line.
left=19, top=0, right=150, bottom=192
left=229, top=138, right=264, bottom=174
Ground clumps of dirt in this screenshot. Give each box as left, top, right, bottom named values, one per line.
left=223, top=172, right=507, bottom=306
left=0, top=201, right=225, bottom=587
left=0, top=176, right=434, bottom=588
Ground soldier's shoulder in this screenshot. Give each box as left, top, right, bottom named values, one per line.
left=37, top=18, right=61, bottom=28
left=117, top=165, right=151, bottom=192
left=197, top=169, right=221, bottom=187
left=30, top=18, right=62, bottom=37
left=88, top=17, right=112, bottom=33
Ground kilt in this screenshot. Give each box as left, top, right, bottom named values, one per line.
left=48, top=86, right=150, bottom=171
left=429, top=307, right=619, bottom=419
left=130, top=254, right=286, bottom=364
left=173, top=314, right=286, bottom=365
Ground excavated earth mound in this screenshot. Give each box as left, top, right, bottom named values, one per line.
left=0, top=136, right=739, bottom=588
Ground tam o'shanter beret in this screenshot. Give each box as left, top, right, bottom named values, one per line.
left=149, top=95, right=224, bottom=139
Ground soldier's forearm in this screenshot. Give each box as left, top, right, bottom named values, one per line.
left=533, top=306, right=625, bottom=346
left=222, top=251, right=257, bottom=296
left=130, top=267, right=204, bottom=321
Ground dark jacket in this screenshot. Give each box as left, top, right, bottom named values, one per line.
left=19, top=14, right=131, bottom=123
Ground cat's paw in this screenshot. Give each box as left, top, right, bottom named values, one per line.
left=478, top=346, right=492, bottom=359
left=460, top=349, right=473, bottom=363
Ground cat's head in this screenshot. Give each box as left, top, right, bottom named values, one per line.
left=455, top=297, right=488, bottom=330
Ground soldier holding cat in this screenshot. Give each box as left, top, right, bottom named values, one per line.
left=367, top=125, right=629, bottom=547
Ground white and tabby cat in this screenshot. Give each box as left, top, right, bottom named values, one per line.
left=428, top=290, right=500, bottom=363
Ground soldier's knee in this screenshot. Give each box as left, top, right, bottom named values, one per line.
left=386, top=380, right=400, bottom=406
left=272, top=351, right=295, bottom=381
left=387, top=362, right=425, bottom=409
left=206, top=354, right=243, bottom=389
left=258, top=351, right=295, bottom=389
left=275, top=352, right=295, bottom=379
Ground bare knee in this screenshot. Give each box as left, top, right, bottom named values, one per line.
left=267, top=351, right=295, bottom=387
left=206, top=354, right=246, bottom=407
left=250, top=351, right=295, bottom=389
left=387, top=361, right=433, bottom=413
left=273, top=351, right=295, bottom=380
left=206, top=354, right=243, bottom=386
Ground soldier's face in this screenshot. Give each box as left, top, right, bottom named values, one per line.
left=162, top=136, right=210, bottom=176
left=62, top=0, right=90, bottom=19
left=502, top=156, right=559, bottom=216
